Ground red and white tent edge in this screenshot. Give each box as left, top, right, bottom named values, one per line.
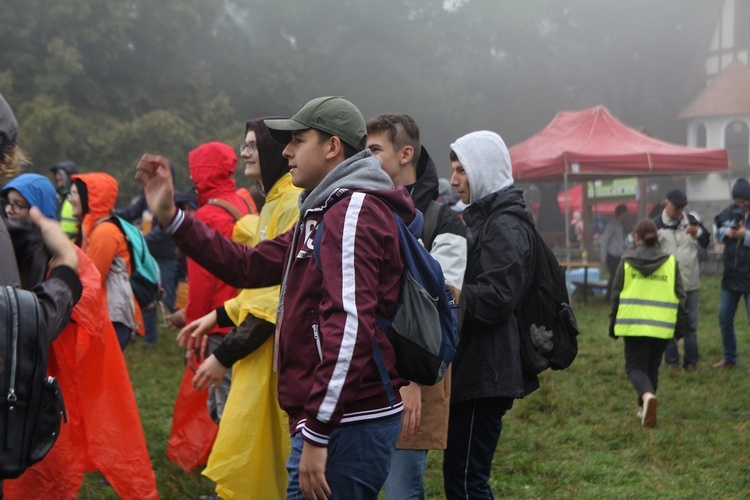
left=509, top=105, right=728, bottom=183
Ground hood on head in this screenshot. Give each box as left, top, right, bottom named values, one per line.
left=1, top=173, right=58, bottom=219
left=408, top=146, right=440, bottom=211
left=188, top=142, right=238, bottom=205
left=50, top=160, right=79, bottom=192
left=450, top=130, right=513, bottom=204
left=72, top=172, right=119, bottom=217
left=732, top=177, right=750, bottom=201
left=622, top=245, right=670, bottom=276
left=246, top=117, right=288, bottom=193
left=0, top=93, right=18, bottom=160
left=50, top=160, right=79, bottom=176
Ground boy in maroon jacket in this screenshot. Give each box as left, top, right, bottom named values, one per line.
left=137, top=96, right=414, bottom=499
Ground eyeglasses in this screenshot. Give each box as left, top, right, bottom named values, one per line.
left=239, top=142, right=257, bottom=154
left=1, top=199, right=31, bottom=213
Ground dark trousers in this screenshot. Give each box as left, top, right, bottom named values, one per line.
left=624, top=336, right=669, bottom=406
left=443, top=397, right=514, bottom=499
left=113, top=321, right=132, bottom=351
left=605, top=253, right=621, bottom=302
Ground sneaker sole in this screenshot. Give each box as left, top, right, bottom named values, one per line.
left=642, top=396, right=658, bottom=428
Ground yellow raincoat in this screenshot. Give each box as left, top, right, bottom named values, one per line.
left=203, top=174, right=301, bottom=499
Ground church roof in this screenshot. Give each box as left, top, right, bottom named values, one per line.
left=679, top=61, right=750, bottom=119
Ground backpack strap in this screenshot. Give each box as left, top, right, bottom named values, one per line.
left=238, top=196, right=255, bottom=216
left=207, top=198, right=244, bottom=222
left=311, top=196, right=404, bottom=405
left=421, top=200, right=442, bottom=252
left=481, top=208, right=541, bottom=293
left=105, top=216, right=136, bottom=266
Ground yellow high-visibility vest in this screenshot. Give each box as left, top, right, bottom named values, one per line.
left=59, top=199, right=78, bottom=241
left=614, top=255, right=679, bottom=339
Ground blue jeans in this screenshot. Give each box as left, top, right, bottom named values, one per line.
left=156, top=258, right=178, bottom=312
left=383, top=449, right=428, bottom=500
left=113, top=321, right=132, bottom=351
left=718, top=288, right=750, bottom=363
left=664, top=289, right=700, bottom=367
left=286, top=414, right=401, bottom=499
left=142, top=306, right=157, bottom=346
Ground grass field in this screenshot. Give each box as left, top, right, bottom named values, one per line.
left=79, top=272, right=750, bottom=499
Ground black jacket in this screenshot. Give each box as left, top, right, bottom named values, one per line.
left=1, top=217, right=81, bottom=345
left=715, top=203, right=750, bottom=291
left=452, top=187, right=539, bottom=402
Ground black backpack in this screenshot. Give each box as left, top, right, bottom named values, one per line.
left=0, top=286, right=65, bottom=478
left=484, top=210, right=579, bottom=375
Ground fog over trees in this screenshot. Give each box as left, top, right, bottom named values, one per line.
left=0, top=0, right=717, bottom=200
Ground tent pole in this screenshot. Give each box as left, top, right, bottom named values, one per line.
left=563, top=167, right=571, bottom=273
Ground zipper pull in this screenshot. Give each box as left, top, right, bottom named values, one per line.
left=6, top=389, right=16, bottom=450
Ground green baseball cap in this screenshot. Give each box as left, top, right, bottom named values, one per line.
left=264, top=96, right=366, bottom=152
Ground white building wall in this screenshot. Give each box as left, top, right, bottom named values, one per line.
left=723, top=0, right=735, bottom=50
left=684, top=116, right=746, bottom=202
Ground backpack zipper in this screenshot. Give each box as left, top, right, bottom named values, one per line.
left=5, top=286, right=19, bottom=448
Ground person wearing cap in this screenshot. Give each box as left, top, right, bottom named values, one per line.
left=653, top=189, right=709, bottom=372
left=366, top=113, right=467, bottom=499
left=713, top=178, right=750, bottom=368
left=136, top=96, right=412, bottom=498
left=50, top=161, right=80, bottom=242
left=0, top=93, right=84, bottom=487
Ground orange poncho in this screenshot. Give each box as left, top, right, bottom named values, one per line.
left=4, top=247, right=158, bottom=499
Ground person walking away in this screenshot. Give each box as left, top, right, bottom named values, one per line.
left=443, top=131, right=539, bottom=499
left=601, top=204, right=629, bottom=303
left=653, top=189, right=709, bottom=372
left=366, top=113, right=466, bottom=499
left=712, top=177, right=750, bottom=368
left=137, top=96, right=410, bottom=498
left=609, top=219, right=686, bottom=428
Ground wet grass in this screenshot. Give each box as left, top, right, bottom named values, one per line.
left=79, top=273, right=750, bottom=498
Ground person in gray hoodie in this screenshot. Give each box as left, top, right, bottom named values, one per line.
left=444, top=130, right=539, bottom=499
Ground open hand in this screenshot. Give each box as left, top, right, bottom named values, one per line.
left=134, top=154, right=176, bottom=226
left=29, top=207, right=79, bottom=271
left=299, top=441, right=331, bottom=500
left=192, top=354, right=228, bottom=391
left=399, top=382, right=422, bottom=440
left=177, top=310, right=218, bottom=349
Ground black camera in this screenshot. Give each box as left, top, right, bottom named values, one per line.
left=730, top=209, right=744, bottom=229
left=687, top=213, right=699, bottom=226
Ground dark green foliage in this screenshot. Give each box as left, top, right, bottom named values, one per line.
left=0, top=0, right=720, bottom=207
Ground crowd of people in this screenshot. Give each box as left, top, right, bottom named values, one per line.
left=2, top=87, right=748, bottom=499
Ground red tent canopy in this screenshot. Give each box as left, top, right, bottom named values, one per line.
left=509, top=106, right=728, bottom=182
